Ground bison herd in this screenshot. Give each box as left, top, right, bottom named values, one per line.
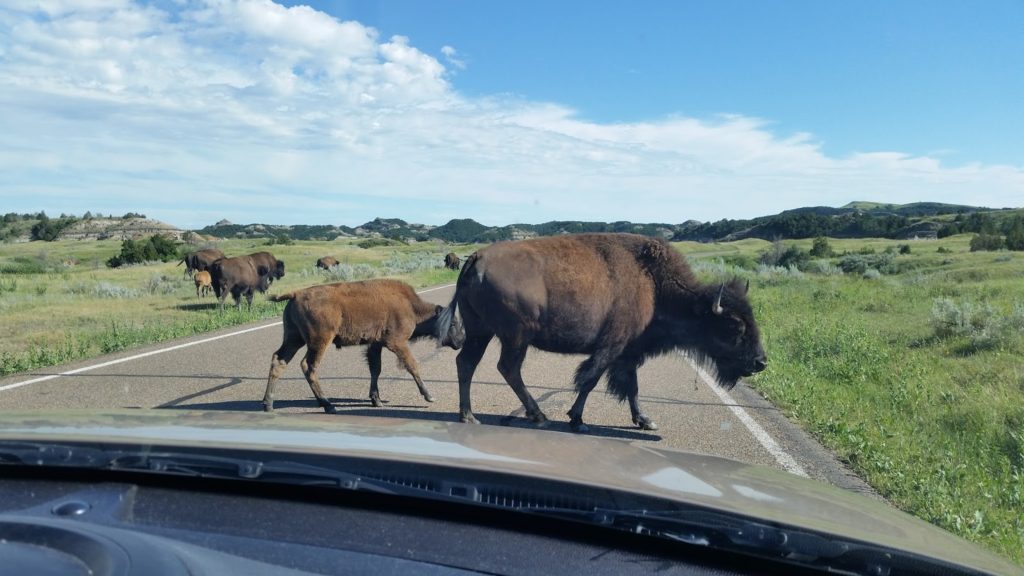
left=180, top=233, right=767, bottom=433
left=179, top=249, right=286, bottom=310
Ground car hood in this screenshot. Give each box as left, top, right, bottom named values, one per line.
left=0, top=409, right=1016, bottom=575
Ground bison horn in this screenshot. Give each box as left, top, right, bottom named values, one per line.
left=713, top=284, right=725, bottom=315
left=744, top=279, right=750, bottom=294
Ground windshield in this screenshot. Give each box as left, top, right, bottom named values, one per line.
left=0, top=0, right=1021, bottom=571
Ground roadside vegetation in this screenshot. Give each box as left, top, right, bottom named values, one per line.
left=0, top=238, right=469, bottom=377
left=680, top=234, right=1024, bottom=564
left=1, top=232, right=1021, bottom=563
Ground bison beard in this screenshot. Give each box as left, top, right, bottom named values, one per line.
left=435, top=233, right=766, bottom=433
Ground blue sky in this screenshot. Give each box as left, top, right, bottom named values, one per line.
left=0, top=0, right=1021, bottom=229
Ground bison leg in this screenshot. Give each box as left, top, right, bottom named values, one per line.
left=608, top=358, right=658, bottom=431
left=567, top=350, right=618, bottom=433
left=263, top=337, right=303, bottom=412
left=366, top=343, right=384, bottom=407
left=300, top=338, right=336, bottom=414
left=496, top=340, right=548, bottom=426
left=388, top=340, right=433, bottom=403
left=455, top=334, right=492, bottom=424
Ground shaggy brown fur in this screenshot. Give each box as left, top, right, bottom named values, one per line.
left=209, top=255, right=269, bottom=310
left=193, top=270, right=212, bottom=298
left=436, top=233, right=766, bottom=433
left=444, top=252, right=461, bottom=270
left=263, top=279, right=465, bottom=413
left=249, top=251, right=285, bottom=285
left=178, top=248, right=225, bottom=279
left=316, top=256, right=339, bottom=270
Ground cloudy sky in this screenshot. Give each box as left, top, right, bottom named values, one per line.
left=1, top=0, right=1021, bottom=229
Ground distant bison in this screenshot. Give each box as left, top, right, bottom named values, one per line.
left=316, top=256, right=339, bottom=270
left=193, top=270, right=212, bottom=298
left=249, top=251, right=285, bottom=285
left=262, top=279, right=465, bottom=413
left=178, top=248, right=225, bottom=278
left=436, top=233, right=766, bottom=433
left=209, top=255, right=270, bottom=310
left=444, top=252, right=461, bottom=270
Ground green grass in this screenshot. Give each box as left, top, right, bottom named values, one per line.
left=0, top=238, right=468, bottom=376
left=2, top=233, right=1022, bottom=564
left=680, top=235, right=1024, bottom=564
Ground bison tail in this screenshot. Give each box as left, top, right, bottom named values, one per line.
left=267, top=292, right=296, bottom=302
left=435, top=252, right=478, bottom=347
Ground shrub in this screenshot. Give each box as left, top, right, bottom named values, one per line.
left=937, top=246, right=953, bottom=254
left=838, top=253, right=894, bottom=275
left=93, top=283, right=138, bottom=299
left=144, top=274, right=179, bottom=295
left=931, top=297, right=1024, bottom=351
left=357, top=238, right=399, bottom=249
left=802, top=259, right=841, bottom=276
left=107, top=235, right=180, bottom=267
left=899, top=244, right=912, bottom=254
left=809, top=236, right=833, bottom=258
left=970, top=234, right=1004, bottom=252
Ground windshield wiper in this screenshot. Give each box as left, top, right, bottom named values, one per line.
left=0, top=441, right=446, bottom=498
left=527, top=506, right=960, bottom=576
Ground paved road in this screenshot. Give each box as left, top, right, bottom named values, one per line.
left=0, top=283, right=873, bottom=495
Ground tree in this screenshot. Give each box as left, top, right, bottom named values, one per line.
left=809, top=236, right=833, bottom=257
left=969, top=234, right=1004, bottom=252
left=1005, top=217, right=1024, bottom=251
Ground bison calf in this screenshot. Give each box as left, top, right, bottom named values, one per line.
left=193, top=270, right=212, bottom=297
left=263, top=279, right=465, bottom=413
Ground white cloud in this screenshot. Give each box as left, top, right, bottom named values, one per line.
left=0, top=0, right=1020, bottom=229
left=441, top=45, right=466, bottom=70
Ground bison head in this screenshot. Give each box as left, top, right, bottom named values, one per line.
left=273, top=260, right=286, bottom=280
left=688, top=279, right=766, bottom=388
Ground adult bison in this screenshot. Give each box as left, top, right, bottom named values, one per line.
left=178, top=248, right=225, bottom=278
left=249, top=251, right=285, bottom=285
left=262, top=279, right=465, bottom=413
left=444, top=252, right=461, bottom=270
left=209, top=255, right=270, bottom=310
left=436, top=233, right=766, bottom=433
left=316, top=256, right=339, bottom=270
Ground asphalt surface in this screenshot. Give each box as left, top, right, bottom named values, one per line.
left=0, top=283, right=875, bottom=496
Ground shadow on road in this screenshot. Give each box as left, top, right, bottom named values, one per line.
left=173, top=302, right=220, bottom=312
left=156, top=397, right=661, bottom=441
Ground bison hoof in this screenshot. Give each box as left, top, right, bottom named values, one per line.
left=570, top=420, right=590, bottom=434
left=371, top=397, right=383, bottom=408
left=633, top=415, right=659, bottom=431
left=263, top=404, right=274, bottom=413
left=422, top=393, right=434, bottom=403
left=460, top=413, right=481, bottom=425
left=322, top=404, right=337, bottom=414
left=530, top=412, right=549, bottom=427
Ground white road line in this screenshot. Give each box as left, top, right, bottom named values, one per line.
left=682, top=354, right=808, bottom=477
left=0, top=283, right=457, bottom=394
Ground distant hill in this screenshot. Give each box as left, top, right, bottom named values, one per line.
left=0, top=212, right=184, bottom=243
left=6, top=201, right=1018, bottom=245
left=190, top=201, right=1022, bottom=244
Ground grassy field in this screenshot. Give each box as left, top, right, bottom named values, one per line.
left=1, top=233, right=1022, bottom=563
left=0, top=238, right=472, bottom=374
left=682, top=235, right=1024, bottom=564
